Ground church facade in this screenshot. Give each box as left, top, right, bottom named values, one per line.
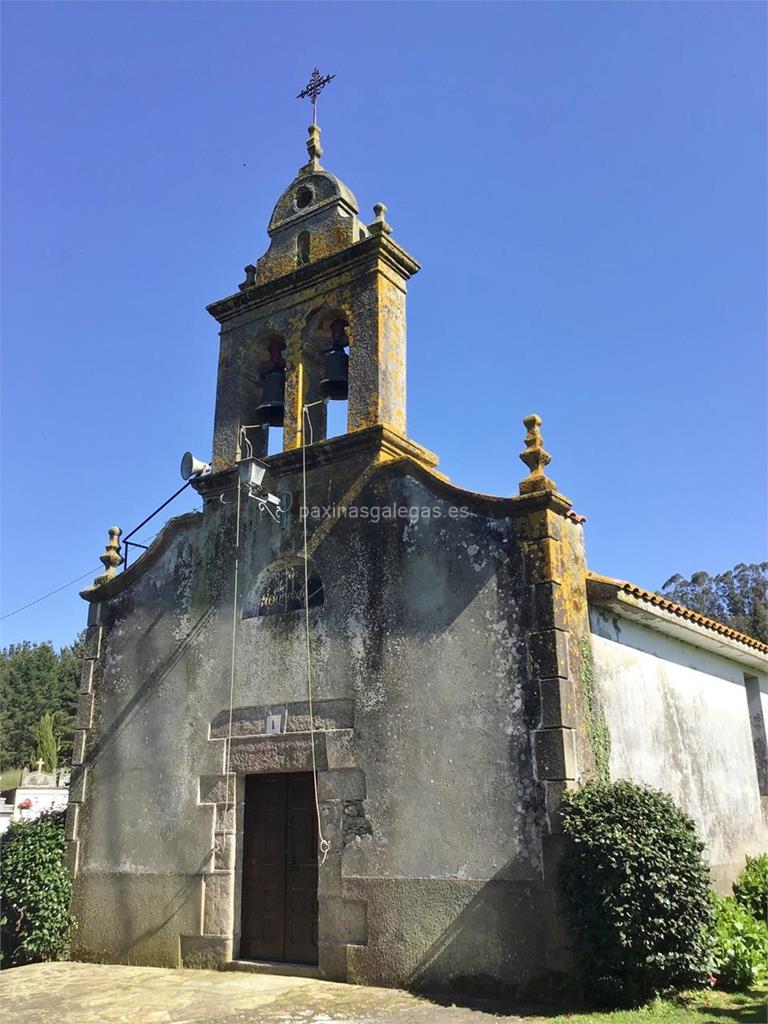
left=67, top=123, right=768, bottom=993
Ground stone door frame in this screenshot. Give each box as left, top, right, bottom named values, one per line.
left=188, top=710, right=368, bottom=979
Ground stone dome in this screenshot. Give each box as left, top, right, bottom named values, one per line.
left=267, top=168, right=359, bottom=237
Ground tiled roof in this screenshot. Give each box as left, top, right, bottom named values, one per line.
left=586, top=572, right=768, bottom=655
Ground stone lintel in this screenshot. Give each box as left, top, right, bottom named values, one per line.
left=209, top=698, right=354, bottom=740
left=228, top=732, right=329, bottom=774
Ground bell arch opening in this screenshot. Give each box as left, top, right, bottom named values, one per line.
left=239, top=333, right=286, bottom=460
left=301, top=308, right=350, bottom=443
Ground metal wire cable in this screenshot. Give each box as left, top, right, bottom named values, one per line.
left=302, top=402, right=331, bottom=865
left=2, top=504, right=205, bottom=624
left=1, top=569, right=102, bottom=622
left=224, top=476, right=244, bottom=819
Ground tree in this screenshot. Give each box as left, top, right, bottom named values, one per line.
left=661, top=562, right=768, bottom=644
left=0, top=633, right=83, bottom=770
left=32, top=712, right=60, bottom=772
left=52, top=632, right=84, bottom=763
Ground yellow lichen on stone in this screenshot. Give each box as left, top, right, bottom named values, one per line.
left=519, top=414, right=558, bottom=494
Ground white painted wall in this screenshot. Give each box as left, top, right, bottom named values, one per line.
left=6, top=786, right=69, bottom=823
left=0, top=798, right=13, bottom=836
left=590, top=608, right=768, bottom=888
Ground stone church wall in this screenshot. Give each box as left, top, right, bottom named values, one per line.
left=69, top=442, right=595, bottom=995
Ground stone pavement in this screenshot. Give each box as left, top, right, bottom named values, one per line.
left=0, top=962, right=547, bottom=1024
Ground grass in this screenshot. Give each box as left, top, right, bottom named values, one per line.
left=546, top=989, right=767, bottom=1024
left=0, top=767, right=22, bottom=791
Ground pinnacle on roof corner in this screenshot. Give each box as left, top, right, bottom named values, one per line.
left=518, top=414, right=558, bottom=495
left=92, top=526, right=124, bottom=587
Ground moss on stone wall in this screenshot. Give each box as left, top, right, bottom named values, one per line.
left=580, top=635, right=611, bottom=783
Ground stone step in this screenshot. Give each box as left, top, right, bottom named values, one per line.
left=226, top=959, right=319, bottom=979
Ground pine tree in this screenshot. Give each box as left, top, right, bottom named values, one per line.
left=32, top=712, right=60, bottom=772
left=0, top=633, right=83, bottom=770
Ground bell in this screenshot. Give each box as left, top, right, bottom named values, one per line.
left=319, top=348, right=349, bottom=400
left=254, top=368, right=285, bottom=427
left=319, top=318, right=349, bottom=400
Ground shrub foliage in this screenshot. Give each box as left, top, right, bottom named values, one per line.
left=558, top=780, right=712, bottom=1005
left=711, top=894, right=768, bottom=991
left=732, top=853, right=768, bottom=924
left=0, top=811, right=73, bottom=966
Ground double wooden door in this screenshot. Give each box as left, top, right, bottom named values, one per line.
left=240, top=773, right=318, bottom=964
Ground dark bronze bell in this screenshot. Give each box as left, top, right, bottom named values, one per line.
left=319, top=348, right=349, bottom=400
left=319, top=318, right=349, bottom=400
left=255, top=367, right=285, bottom=427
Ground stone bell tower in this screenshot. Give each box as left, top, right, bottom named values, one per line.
left=207, top=123, right=421, bottom=472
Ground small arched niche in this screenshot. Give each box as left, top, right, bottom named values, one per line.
left=242, top=559, right=324, bottom=619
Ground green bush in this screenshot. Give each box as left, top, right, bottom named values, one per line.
left=732, top=853, right=768, bottom=924
left=711, top=894, right=768, bottom=990
left=558, top=780, right=713, bottom=1006
left=0, top=811, right=73, bottom=966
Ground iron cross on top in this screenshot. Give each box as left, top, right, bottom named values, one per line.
left=297, top=67, right=335, bottom=124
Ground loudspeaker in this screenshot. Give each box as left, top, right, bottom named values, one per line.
left=180, top=452, right=211, bottom=480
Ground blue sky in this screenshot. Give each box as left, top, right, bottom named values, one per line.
left=2, top=1, right=765, bottom=650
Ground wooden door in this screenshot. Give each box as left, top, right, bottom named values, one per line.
left=240, top=773, right=318, bottom=964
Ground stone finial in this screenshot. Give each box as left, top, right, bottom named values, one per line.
left=304, top=124, right=323, bottom=171
left=238, top=264, right=256, bottom=292
left=93, top=527, right=124, bottom=587
left=519, top=414, right=558, bottom=495
left=369, top=202, right=392, bottom=235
